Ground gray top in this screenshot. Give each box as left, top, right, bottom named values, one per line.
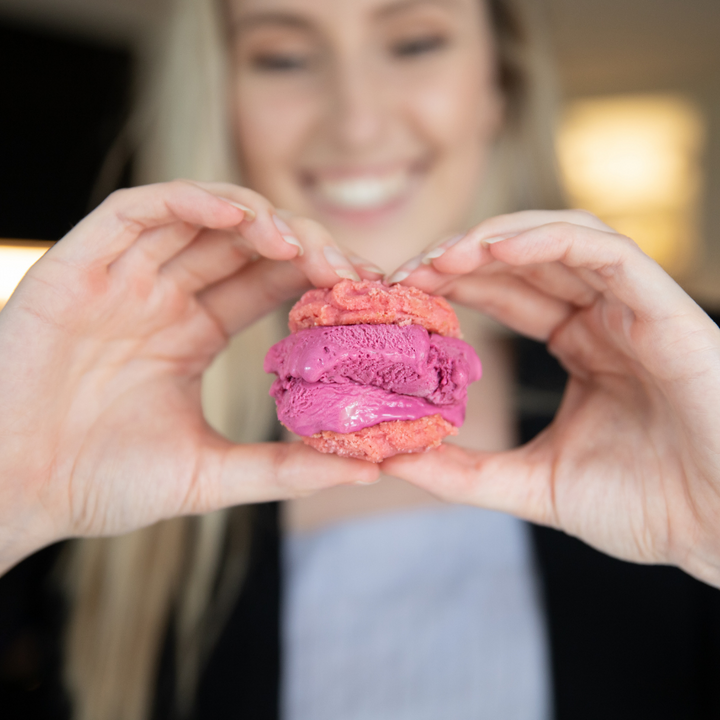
left=283, top=504, right=552, bottom=720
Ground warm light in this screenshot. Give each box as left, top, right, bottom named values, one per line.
left=0, top=241, right=53, bottom=308
left=557, top=94, right=705, bottom=274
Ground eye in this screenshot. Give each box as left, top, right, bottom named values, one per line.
left=251, top=52, right=310, bottom=71
left=391, top=34, right=448, bottom=58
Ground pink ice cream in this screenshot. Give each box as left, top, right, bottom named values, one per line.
left=264, top=323, right=481, bottom=437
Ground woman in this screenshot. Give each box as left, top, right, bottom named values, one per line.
left=1, top=0, right=719, bottom=718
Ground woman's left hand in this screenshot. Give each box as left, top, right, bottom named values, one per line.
left=382, top=210, right=720, bottom=587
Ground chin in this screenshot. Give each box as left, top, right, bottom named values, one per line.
left=332, top=221, right=434, bottom=274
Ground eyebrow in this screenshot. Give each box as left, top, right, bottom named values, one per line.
left=233, top=11, right=314, bottom=35
left=374, top=0, right=462, bottom=20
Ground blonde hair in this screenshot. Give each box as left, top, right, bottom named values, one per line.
left=65, top=1, right=278, bottom=719
left=63, top=0, right=563, bottom=718
left=476, top=0, right=565, bottom=221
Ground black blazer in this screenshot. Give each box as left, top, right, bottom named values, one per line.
left=3, top=336, right=720, bottom=720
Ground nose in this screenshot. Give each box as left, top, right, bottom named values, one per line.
left=325, top=54, right=388, bottom=153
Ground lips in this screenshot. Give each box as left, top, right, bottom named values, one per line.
left=314, top=171, right=409, bottom=209
left=301, top=164, right=422, bottom=213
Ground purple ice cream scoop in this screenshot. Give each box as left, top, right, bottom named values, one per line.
left=264, top=324, right=481, bottom=436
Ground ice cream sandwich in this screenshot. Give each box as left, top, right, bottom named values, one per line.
left=264, top=279, right=481, bottom=463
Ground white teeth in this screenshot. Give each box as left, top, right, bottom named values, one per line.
left=316, top=172, right=408, bottom=209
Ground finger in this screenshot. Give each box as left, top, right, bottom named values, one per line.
left=390, top=210, right=611, bottom=289
left=470, top=208, right=613, bottom=240
left=417, top=210, right=611, bottom=279
left=187, top=439, right=380, bottom=512
left=199, top=258, right=311, bottom=335
left=385, top=238, right=471, bottom=293
left=381, top=443, right=555, bottom=526
left=385, top=232, right=467, bottom=286
left=408, top=240, right=625, bottom=305
left=388, top=248, right=577, bottom=340
left=389, top=242, right=496, bottom=292
left=505, top=262, right=599, bottom=307
left=346, top=253, right=385, bottom=281
left=110, top=182, right=305, bottom=283
left=159, top=227, right=255, bottom=294
left=190, top=183, right=311, bottom=263
left=275, top=211, right=364, bottom=288
left=445, top=273, right=573, bottom=341
left=483, top=223, right=695, bottom=322
left=394, top=264, right=462, bottom=296
left=54, top=181, right=293, bottom=269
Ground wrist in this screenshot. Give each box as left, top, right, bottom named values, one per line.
left=0, top=461, right=65, bottom=577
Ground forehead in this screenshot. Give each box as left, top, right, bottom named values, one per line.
left=230, top=0, right=478, bottom=28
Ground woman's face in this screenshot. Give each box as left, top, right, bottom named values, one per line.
left=230, top=0, right=503, bottom=272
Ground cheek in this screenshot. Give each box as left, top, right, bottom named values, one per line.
left=233, top=79, right=318, bottom=197
left=402, top=55, right=502, bottom=234
left=407, top=56, right=501, bottom=161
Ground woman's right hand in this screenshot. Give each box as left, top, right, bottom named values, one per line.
left=0, top=180, right=379, bottom=575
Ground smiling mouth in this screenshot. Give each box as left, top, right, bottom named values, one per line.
left=303, top=166, right=422, bottom=213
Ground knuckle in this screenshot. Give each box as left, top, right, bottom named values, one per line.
left=99, top=188, right=144, bottom=233
left=270, top=442, right=295, bottom=487
left=572, top=208, right=598, bottom=221
left=102, top=186, right=131, bottom=209
left=613, top=232, right=640, bottom=249
left=543, top=221, right=575, bottom=238
left=241, top=187, right=273, bottom=209
left=169, top=178, right=194, bottom=192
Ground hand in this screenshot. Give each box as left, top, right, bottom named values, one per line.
left=0, top=180, right=379, bottom=574
left=382, top=210, right=720, bottom=587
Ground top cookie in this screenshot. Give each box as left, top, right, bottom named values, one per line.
left=288, top=279, right=461, bottom=339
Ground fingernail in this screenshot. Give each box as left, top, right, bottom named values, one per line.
left=323, top=246, right=361, bottom=281
left=272, top=214, right=304, bottom=256
left=481, top=233, right=517, bottom=245
left=354, top=477, right=381, bottom=485
left=348, top=254, right=384, bottom=275
left=386, top=255, right=422, bottom=284
left=218, top=197, right=256, bottom=221
left=421, top=233, right=464, bottom=264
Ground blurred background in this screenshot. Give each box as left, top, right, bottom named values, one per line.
left=0, top=0, right=718, bottom=308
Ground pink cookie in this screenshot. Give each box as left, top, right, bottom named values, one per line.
left=289, top=279, right=462, bottom=339
left=303, top=415, right=458, bottom=464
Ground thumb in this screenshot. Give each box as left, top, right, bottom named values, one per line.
left=189, top=439, right=381, bottom=513
left=380, top=443, right=554, bottom=525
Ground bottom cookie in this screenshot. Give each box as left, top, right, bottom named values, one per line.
left=301, top=414, right=458, bottom=463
